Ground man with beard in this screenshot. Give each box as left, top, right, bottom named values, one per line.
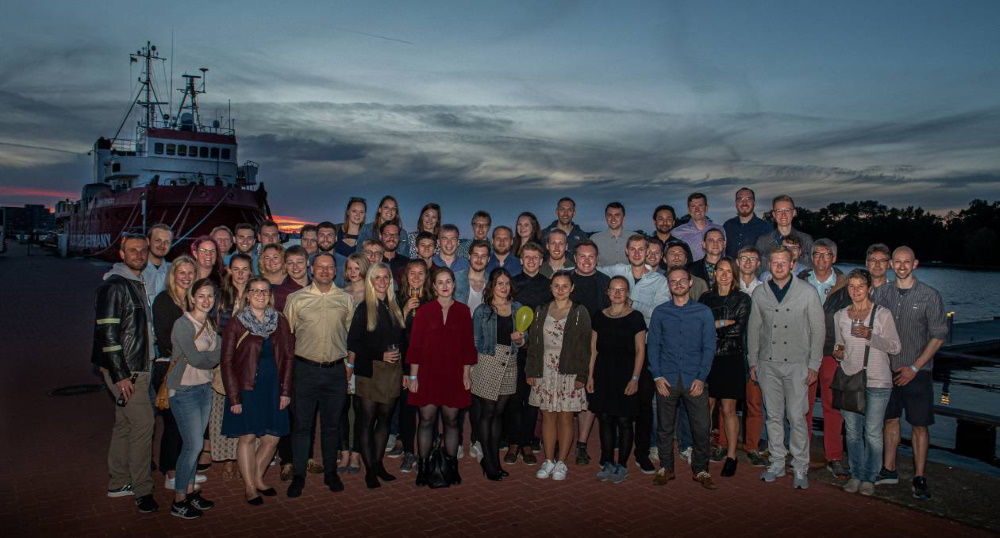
left=228, top=223, right=256, bottom=268
left=652, top=205, right=677, bottom=245
left=379, top=222, right=410, bottom=285
left=541, top=197, right=590, bottom=253
left=540, top=229, right=573, bottom=278
left=755, top=195, right=815, bottom=270
left=664, top=240, right=709, bottom=301
left=689, top=229, right=726, bottom=289
left=454, top=239, right=490, bottom=313
left=866, top=243, right=891, bottom=290
left=459, top=211, right=491, bottom=259
left=141, top=223, right=172, bottom=305
left=486, top=226, right=522, bottom=277
left=723, top=188, right=772, bottom=259
left=589, top=202, right=632, bottom=266
left=299, top=224, right=320, bottom=258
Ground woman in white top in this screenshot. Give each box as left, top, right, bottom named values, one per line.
left=832, top=268, right=901, bottom=496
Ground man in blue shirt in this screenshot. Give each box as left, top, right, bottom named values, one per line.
left=486, top=226, right=522, bottom=276
left=671, top=193, right=726, bottom=261
left=723, top=188, right=772, bottom=259
left=646, top=267, right=718, bottom=490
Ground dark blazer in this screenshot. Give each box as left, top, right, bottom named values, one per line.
left=221, top=312, right=295, bottom=405
left=347, top=300, right=405, bottom=378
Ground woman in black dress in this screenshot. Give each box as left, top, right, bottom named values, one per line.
left=698, top=257, right=751, bottom=477
left=586, top=276, right=646, bottom=484
left=347, top=263, right=407, bottom=488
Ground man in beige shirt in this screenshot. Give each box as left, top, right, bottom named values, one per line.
left=283, top=252, right=354, bottom=496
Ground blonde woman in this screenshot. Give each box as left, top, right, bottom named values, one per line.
left=347, top=263, right=407, bottom=488
left=258, top=243, right=286, bottom=286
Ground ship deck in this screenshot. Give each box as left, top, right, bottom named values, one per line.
left=2, top=242, right=997, bottom=536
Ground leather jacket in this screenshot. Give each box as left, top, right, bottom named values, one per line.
left=698, top=290, right=751, bottom=358
left=221, top=311, right=295, bottom=405
left=91, top=263, right=155, bottom=383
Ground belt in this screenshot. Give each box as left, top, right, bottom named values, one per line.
left=295, top=356, right=344, bottom=368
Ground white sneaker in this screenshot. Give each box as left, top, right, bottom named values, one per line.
left=457, top=445, right=464, bottom=459
left=552, top=461, right=568, bottom=481
left=679, top=447, right=693, bottom=465
left=385, top=433, right=397, bottom=450
left=649, top=447, right=659, bottom=462
left=469, top=441, right=483, bottom=462
left=536, top=459, right=556, bottom=479
left=164, top=474, right=206, bottom=490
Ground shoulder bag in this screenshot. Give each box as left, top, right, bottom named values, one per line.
left=212, top=329, right=246, bottom=395
left=830, top=305, right=879, bottom=414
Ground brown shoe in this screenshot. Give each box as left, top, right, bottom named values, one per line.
left=521, top=446, right=538, bottom=466
left=653, top=468, right=675, bottom=486
left=694, top=471, right=718, bottom=490
left=307, top=459, right=325, bottom=474
left=280, top=463, right=294, bottom=482
left=504, top=444, right=520, bottom=464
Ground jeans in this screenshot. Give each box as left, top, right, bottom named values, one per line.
left=842, top=387, right=892, bottom=483
left=169, top=383, right=212, bottom=494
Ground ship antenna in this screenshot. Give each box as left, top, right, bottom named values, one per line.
left=169, top=30, right=174, bottom=121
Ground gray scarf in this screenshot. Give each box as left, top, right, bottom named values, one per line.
left=237, top=305, right=279, bottom=337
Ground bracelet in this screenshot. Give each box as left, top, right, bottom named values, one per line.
left=408, top=375, right=418, bottom=380
left=345, top=362, right=354, bottom=369
left=909, top=365, right=919, bottom=373
left=631, top=375, right=640, bottom=382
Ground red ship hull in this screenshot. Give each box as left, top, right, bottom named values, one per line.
left=59, top=183, right=269, bottom=261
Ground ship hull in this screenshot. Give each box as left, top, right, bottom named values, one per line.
left=60, top=183, right=268, bottom=261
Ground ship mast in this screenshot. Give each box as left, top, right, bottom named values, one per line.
left=130, top=42, right=167, bottom=133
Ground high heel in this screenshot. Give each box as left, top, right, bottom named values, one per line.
left=480, top=459, right=502, bottom=481
left=375, top=462, right=397, bottom=482
left=415, top=458, right=429, bottom=487
left=245, top=492, right=263, bottom=506
left=364, top=471, right=381, bottom=489
left=444, top=455, right=462, bottom=485
left=256, top=487, right=277, bottom=497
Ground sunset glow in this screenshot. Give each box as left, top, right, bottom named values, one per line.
left=0, top=186, right=76, bottom=200
left=272, top=214, right=317, bottom=233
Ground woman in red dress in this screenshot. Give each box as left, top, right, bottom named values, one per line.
left=406, top=267, right=477, bottom=486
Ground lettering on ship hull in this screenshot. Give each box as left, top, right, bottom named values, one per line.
left=71, top=234, right=112, bottom=250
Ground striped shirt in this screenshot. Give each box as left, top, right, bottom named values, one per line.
left=872, top=278, right=947, bottom=371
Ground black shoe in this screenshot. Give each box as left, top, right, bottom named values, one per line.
left=364, top=471, right=381, bottom=489
left=912, top=476, right=932, bottom=499
left=188, top=491, right=215, bottom=510
left=575, top=442, right=591, bottom=465
left=721, top=457, right=738, bottom=477
left=415, top=458, right=429, bottom=487
left=375, top=463, right=397, bottom=482
left=324, top=472, right=344, bottom=492
left=635, top=456, right=656, bottom=475
left=444, top=455, right=462, bottom=485
left=256, top=487, right=277, bottom=497
left=135, top=494, right=159, bottom=514
left=107, top=483, right=134, bottom=498
left=481, top=459, right=503, bottom=481
left=499, top=468, right=509, bottom=478
left=171, top=499, right=203, bottom=520
left=246, top=494, right=263, bottom=506
left=286, top=475, right=305, bottom=498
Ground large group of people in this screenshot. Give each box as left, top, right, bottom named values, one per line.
left=92, top=188, right=947, bottom=519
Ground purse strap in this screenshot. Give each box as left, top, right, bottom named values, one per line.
left=861, top=305, right=878, bottom=371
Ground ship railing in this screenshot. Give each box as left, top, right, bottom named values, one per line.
left=110, top=139, right=137, bottom=153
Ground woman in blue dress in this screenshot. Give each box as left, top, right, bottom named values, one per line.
left=221, top=277, right=295, bottom=505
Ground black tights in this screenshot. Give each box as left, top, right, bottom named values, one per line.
left=598, top=414, right=635, bottom=466
left=476, top=395, right=511, bottom=474
left=418, top=405, right=459, bottom=458
left=357, top=396, right=396, bottom=475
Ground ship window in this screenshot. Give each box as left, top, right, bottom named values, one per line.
left=166, top=144, right=175, bottom=156
left=189, top=145, right=198, bottom=157
left=210, top=147, right=219, bottom=159
left=177, top=145, right=187, bottom=157
left=200, top=146, right=209, bottom=158
left=221, top=148, right=231, bottom=160
left=154, top=143, right=164, bottom=155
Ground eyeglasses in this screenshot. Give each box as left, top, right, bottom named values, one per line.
left=867, top=258, right=889, bottom=265
left=198, top=248, right=217, bottom=254
left=248, top=289, right=271, bottom=295
left=609, top=288, right=628, bottom=294
left=738, top=256, right=759, bottom=263
left=736, top=196, right=754, bottom=203
left=812, top=252, right=833, bottom=259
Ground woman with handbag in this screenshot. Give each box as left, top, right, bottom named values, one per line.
left=152, top=256, right=198, bottom=490
left=166, top=278, right=222, bottom=519
left=527, top=271, right=592, bottom=481
left=346, top=263, right=407, bottom=489
left=832, top=269, right=901, bottom=497
left=221, top=277, right=295, bottom=505
left=472, top=268, right=525, bottom=481
left=209, top=254, right=252, bottom=480
left=407, top=267, right=477, bottom=487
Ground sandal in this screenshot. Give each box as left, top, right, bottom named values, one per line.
left=196, top=450, right=213, bottom=472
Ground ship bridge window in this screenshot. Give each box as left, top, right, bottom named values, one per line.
left=221, top=148, right=231, bottom=160
left=210, top=147, right=219, bottom=159
left=166, top=144, right=175, bottom=156
left=200, top=146, right=209, bottom=158
left=178, top=145, right=187, bottom=157
left=189, top=145, right=198, bottom=157
left=154, top=143, right=164, bottom=155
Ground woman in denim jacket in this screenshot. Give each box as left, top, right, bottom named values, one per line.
left=471, top=268, right=525, bottom=480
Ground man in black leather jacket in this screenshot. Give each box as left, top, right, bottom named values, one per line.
left=92, top=234, right=158, bottom=513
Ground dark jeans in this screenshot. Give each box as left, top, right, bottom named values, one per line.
left=632, top=369, right=654, bottom=461
left=655, top=375, right=711, bottom=475
left=504, top=349, right=538, bottom=447
left=292, top=364, right=347, bottom=476
left=397, top=389, right=418, bottom=453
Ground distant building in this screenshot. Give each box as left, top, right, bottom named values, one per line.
left=2, top=204, right=55, bottom=236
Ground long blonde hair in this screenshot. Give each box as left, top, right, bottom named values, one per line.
left=365, top=262, right=405, bottom=331
left=166, top=255, right=196, bottom=310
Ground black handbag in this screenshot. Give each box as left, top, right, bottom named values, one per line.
left=830, top=306, right=879, bottom=414
left=426, top=447, right=450, bottom=489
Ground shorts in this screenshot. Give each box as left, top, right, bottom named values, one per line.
left=884, top=370, right=935, bottom=427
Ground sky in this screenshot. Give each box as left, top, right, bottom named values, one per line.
left=2, top=0, right=999, bottom=234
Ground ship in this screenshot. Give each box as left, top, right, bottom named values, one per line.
left=55, top=41, right=271, bottom=260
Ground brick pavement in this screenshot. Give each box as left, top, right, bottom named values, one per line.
left=0, top=245, right=990, bottom=537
